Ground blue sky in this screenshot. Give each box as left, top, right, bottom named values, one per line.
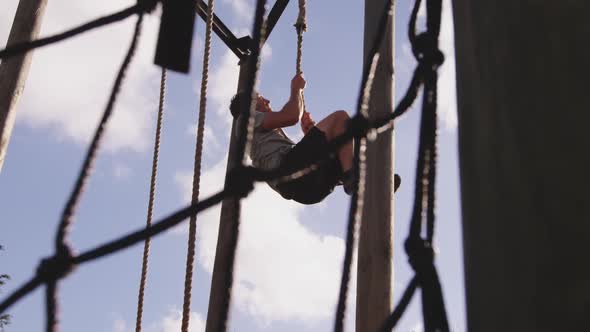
left=0, top=0, right=464, bottom=331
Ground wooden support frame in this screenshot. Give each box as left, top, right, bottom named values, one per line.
left=356, top=0, right=395, bottom=331
left=0, top=0, right=48, bottom=174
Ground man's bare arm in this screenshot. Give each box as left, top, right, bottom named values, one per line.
left=261, top=74, right=305, bottom=130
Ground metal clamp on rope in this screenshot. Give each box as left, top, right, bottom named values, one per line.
left=413, top=33, right=444, bottom=68
left=36, top=246, right=76, bottom=283
left=154, top=0, right=196, bottom=73
left=226, top=165, right=255, bottom=199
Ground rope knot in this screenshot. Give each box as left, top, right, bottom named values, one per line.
left=404, top=237, right=434, bottom=275
left=36, top=246, right=76, bottom=283
left=226, top=165, right=255, bottom=199
left=294, top=0, right=307, bottom=33
left=413, top=33, right=444, bottom=68
left=348, top=114, right=371, bottom=139
left=137, top=0, right=159, bottom=13
left=294, top=21, right=307, bottom=34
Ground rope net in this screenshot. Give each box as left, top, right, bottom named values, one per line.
left=0, top=0, right=449, bottom=331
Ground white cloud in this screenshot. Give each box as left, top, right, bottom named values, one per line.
left=174, top=154, right=356, bottom=325
left=261, top=43, right=273, bottom=61
left=208, top=51, right=241, bottom=127
left=223, top=0, right=254, bottom=23
left=0, top=1, right=163, bottom=152
left=158, top=309, right=205, bottom=332
left=417, top=0, right=426, bottom=19
left=438, top=0, right=458, bottom=131
left=112, top=317, right=129, bottom=332
left=111, top=309, right=205, bottom=332
left=186, top=123, right=221, bottom=154
left=113, top=163, right=132, bottom=179
left=204, top=44, right=273, bottom=129
left=411, top=322, right=425, bottom=332
left=400, top=0, right=457, bottom=131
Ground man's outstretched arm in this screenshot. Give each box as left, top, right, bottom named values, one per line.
left=261, top=73, right=306, bottom=130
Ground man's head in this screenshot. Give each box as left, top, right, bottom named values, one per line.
left=229, top=92, right=272, bottom=118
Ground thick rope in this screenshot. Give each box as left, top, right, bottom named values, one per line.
left=0, top=2, right=156, bottom=60
left=181, top=0, right=215, bottom=330
left=333, top=49, right=381, bottom=332
left=135, top=68, right=166, bottom=332
left=295, top=0, right=308, bottom=114
left=45, top=14, right=145, bottom=332
left=55, top=12, right=146, bottom=251
left=294, top=0, right=306, bottom=74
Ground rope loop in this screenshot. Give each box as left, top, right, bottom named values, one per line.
left=413, top=32, right=444, bottom=68
left=226, top=166, right=256, bottom=199
left=37, top=246, right=76, bottom=283
left=404, top=237, right=434, bottom=277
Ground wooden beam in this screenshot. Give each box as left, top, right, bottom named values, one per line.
left=356, top=0, right=395, bottom=331
left=204, top=56, right=251, bottom=332
left=264, top=0, right=291, bottom=43
left=0, top=0, right=48, bottom=173
left=453, top=1, right=590, bottom=331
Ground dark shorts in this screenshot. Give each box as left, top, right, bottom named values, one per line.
left=276, top=127, right=342, bottom=204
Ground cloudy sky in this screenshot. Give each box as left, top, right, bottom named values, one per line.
left=0, top=0, right=464, bottom=331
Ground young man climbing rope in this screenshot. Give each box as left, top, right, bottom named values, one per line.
left=230, top=73, right=400, bottom=204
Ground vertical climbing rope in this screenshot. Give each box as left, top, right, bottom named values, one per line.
left=294, top=0, right=308, bottom=114
left=135, top=68, right=167, bottom=332
left=181, top=0, right=215, bottom=330
left=294, top=0, right=307, bottom=74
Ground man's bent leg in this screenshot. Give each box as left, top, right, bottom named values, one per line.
left=315, top=110, right=353, bottom=173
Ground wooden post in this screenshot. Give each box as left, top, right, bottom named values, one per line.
left=356, top=0, right=395, bottom=331
left=453, top=1, right=590, bottom=331
left=0, top=0, right=48, bottom=173
left=204, top=56, right=251, bottom=332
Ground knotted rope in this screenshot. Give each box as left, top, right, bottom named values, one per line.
left=135, top=68, right=167, bottom=332
left=294, top=0, right=308, bottom=115
left=181, top=0, right=215, bottom=330
left=294, top=0, right=307, bottom=74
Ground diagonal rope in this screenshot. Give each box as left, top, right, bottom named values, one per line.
left=45, top=13, right=146, bottom=332
left=333, top=48, right=384, bottom=332
left=181, top=0, right=215, bottom=330
left=135, top=68, right=167, bottom=332
left=0, top=2, right=156, bottom=60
